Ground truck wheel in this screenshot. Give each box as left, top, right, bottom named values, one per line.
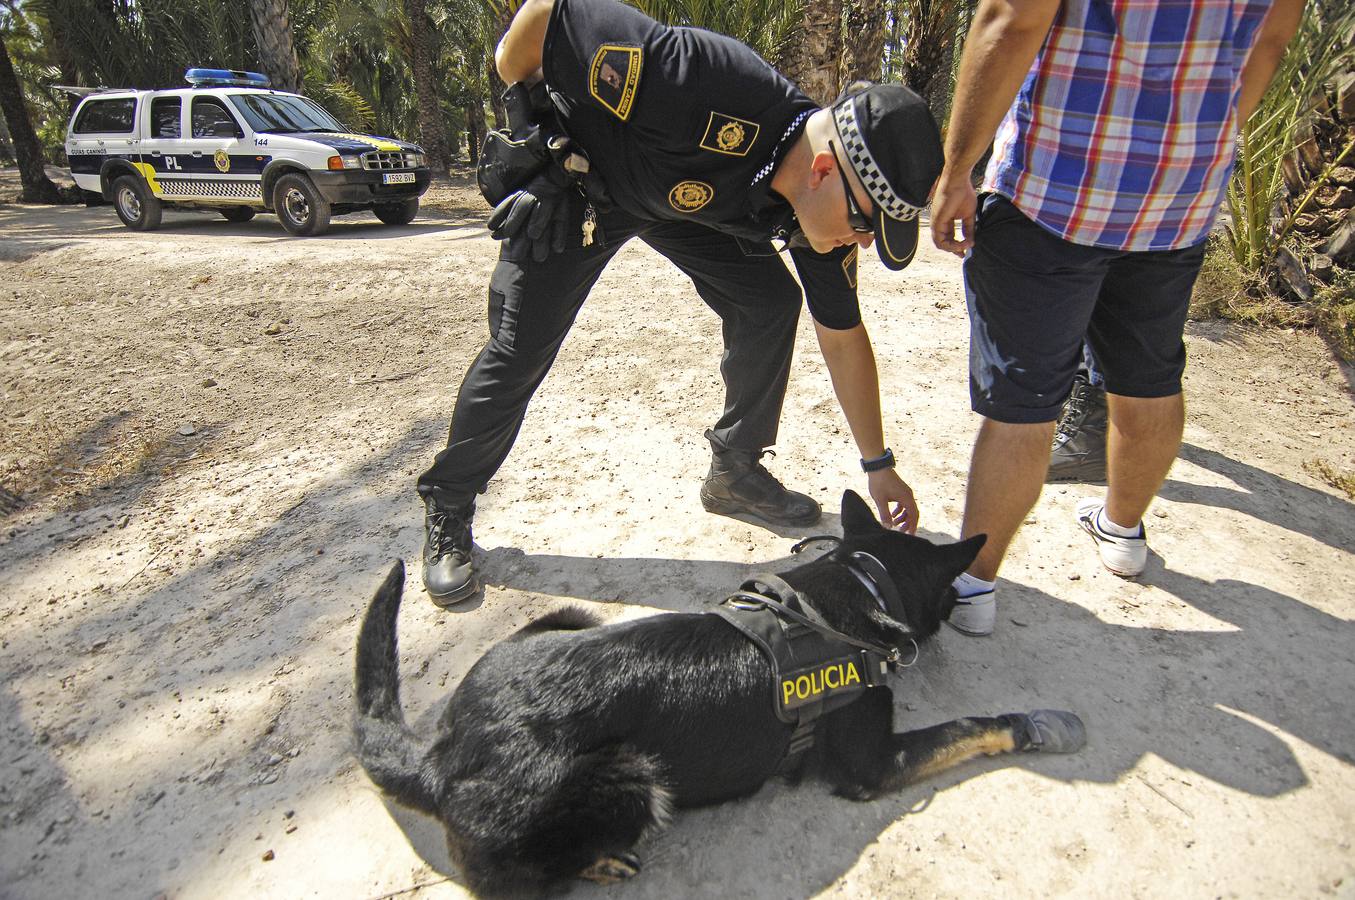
left=220, top=206, right=256, bottom=223
left=374, top=198, right=419, bottom=226
left=273, top=173, right=331, bottom=236
left=112, top=175, right=162, bottom=231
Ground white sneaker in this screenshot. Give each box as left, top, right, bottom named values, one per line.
left=947, top=590, right=995, bottom=636
left=1076, top=498, right=1147, bottom=577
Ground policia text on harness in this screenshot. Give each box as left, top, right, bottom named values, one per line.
left=708, top=537, right=918, bottom=766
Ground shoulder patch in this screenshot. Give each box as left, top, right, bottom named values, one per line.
left=589, top=44, right=643, bottom=121
left=669, top=180, right=714, bottom=213
left=700, top=112, right=761, bottom=157
left=842, top=246, right=858, bottom=289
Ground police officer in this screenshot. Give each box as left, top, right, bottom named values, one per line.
left=417, top=0, right=944, bottom=604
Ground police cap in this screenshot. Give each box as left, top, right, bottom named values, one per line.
left=831, top=83, right=943, bottom=271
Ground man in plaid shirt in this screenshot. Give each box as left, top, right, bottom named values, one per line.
left=930, top=0, right=1305, bottom=635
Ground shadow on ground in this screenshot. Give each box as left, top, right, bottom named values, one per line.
left=2, top=419, right=1351, bottom=897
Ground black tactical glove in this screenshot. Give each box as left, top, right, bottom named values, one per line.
left=502, top=80, right=553, bottom=138
left=487, top=164, right=571, bottom=262
left=477, top=128, right=551, bottom=207
left=477, top=81, right=562, bottom=206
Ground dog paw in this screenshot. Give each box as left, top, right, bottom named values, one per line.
left=579, top=852, right=641, bottom=884
left=1017, top=709, right=1086, bottom=753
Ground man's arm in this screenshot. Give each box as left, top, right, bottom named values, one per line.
left=813, top=321, right=919, bottom=533
left=1237, top=0, right=1306, bottom=124
left=930, top=0, right=1061, bottom=256
left=496, top=0, right=556, bottom=84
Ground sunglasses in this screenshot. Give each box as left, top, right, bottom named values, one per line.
left=830, top=141, right=875, bottom=234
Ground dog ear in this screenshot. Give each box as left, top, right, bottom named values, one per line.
left=942, top=534, right=987, bottom=580
left=840, top=490, right=882, bottom=536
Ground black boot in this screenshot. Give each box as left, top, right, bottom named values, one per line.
left=422, top=496, right=478, bottom=606
left=1047, top=375, right=1108, bottom=484
left=700, top=435, right=821, bottom=526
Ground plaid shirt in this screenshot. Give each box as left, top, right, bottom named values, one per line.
left=984, top=0, right=1272, bottom=252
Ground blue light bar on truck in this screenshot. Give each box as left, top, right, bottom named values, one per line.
left=185, top=68, right=272, bottom=88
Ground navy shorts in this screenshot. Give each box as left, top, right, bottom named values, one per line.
left=962, top=194, right=1206, bottom=424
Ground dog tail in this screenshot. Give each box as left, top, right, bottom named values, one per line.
left=353, top=560, right=439, bottom=815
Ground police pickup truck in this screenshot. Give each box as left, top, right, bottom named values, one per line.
left=65, top=68, right=431, bottom=236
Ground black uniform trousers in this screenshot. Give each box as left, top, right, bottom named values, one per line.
left=417, top=202, right=803, bottom=505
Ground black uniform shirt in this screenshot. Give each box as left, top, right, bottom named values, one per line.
left=542, top=0, right=862, bottom=329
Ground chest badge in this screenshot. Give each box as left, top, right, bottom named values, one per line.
left=589, top=44, right=643, bottom=121
left=214, top=149, right=231, bottom=173
left=669, top=180, right=714, bottom=213
left=700, top=112, right=760, bottom=157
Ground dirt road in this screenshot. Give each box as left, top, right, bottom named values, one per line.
left=1, top=182, right=1353, bottom=899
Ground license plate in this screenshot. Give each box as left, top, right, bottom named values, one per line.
left=383, top=172, right=415, bottom=184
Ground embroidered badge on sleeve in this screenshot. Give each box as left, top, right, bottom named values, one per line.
left=700, top=112, right=761, bottom=157
left=589, top=44, right=643, bottom=121
left=668, top=180, right=714, bottom=212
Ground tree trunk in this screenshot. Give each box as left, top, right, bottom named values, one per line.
left=488, top=3, right=513, bottom=130
left=843, top=0, right=887, bottom=85
left=248, top=0, right=303, bottom=94
left=901, top=0, right=962, bottom=118
left=0, top=33, right=62, bottom=204
left=465, top=101, right=486, bottom=166
left=781, top=0, right=844, bottom=106
left=403, top=0, right=452, bottom=175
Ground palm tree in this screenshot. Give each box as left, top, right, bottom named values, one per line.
left=843, top=0, right=887, bottom=84
left=888, top=0, right=967, bottom=116
left=249, top=0, right=303, bottom=92
left=0, top=29, right=62, bottom=203
left=404, top=0, right=451, bottom=172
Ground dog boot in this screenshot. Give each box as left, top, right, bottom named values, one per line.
left=1047, top=374, right=1107, bottom=484
left=1004, top=709, right=1087, bottom=753
left=422, top=495, right=478, bottom=606
left=700, top=436, right=820, bottom=527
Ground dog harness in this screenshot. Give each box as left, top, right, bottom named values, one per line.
left=709, top=538, right=915, bottom=767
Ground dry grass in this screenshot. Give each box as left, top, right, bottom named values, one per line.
left=1190, top=237, right=1355, bottom=362
left=6, top=417, right=187, bottom=514
left=1304, top=457, right=1355, bottom=499
left=1190, top=237, right=1313, bottom=327
left=1312, top=271, right=1355, bottom=363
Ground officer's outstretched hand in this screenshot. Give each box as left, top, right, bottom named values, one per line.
left=867, top=468, right=919, bottom=534
left=487, top=166, right=570, bottom=262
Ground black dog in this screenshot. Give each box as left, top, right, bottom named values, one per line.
left=355, top=491, right=1085, bottom=896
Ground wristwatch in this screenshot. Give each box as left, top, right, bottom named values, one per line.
left=861, top=448, right=895, bottom=472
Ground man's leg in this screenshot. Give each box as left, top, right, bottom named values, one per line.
left=1104, top=392, right=1184, bottom=527
left=951, top=195, right=1108, bottom=634
left=961, top=418, right=1058, bottom=582
left=1077, top=239, right=1202, bottom=576
left=416, top=206, right=638, bottom=603
left=640, top=223, right=818, bottom=526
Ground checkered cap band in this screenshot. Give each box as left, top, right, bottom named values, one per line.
left=833, top=99, right=922, bottom=222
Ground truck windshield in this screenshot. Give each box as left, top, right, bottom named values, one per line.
left=230, top=94, right=345, bottom=134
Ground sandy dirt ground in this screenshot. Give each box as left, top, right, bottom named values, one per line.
left=1, top=168, right=1353, bottom=900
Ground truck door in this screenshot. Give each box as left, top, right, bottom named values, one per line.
left=137, top=94, right=187, bottom=200
left=180, top=95, right=261, bottom=204
left=66, top=95, right=139, bottom=193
